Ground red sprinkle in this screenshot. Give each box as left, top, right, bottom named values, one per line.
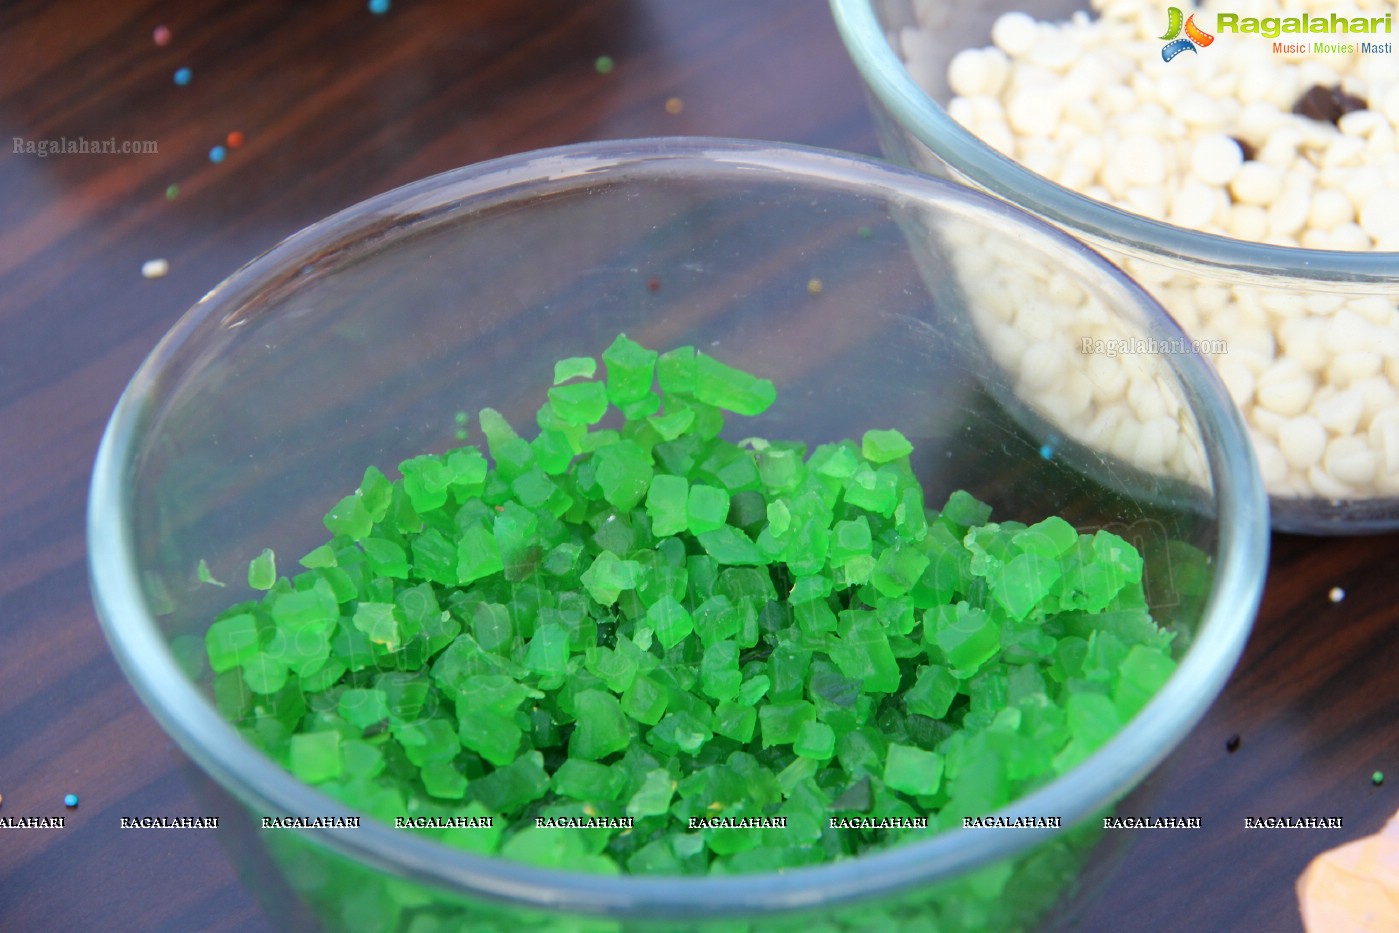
left=647, top=277, right=661, bottom=292
left=226, top=131, right=245, bottom=149
left=153, top=25, right=171, bottom=46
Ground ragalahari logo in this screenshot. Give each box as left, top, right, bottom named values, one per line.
left=1160, top=6, right=1215, bottom=60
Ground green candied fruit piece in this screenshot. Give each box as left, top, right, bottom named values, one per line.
left=991, top=552, right=1063, bottom=621
left=830, top=613, right=902, bottom=694
left=626, top=768, right=676, bottom=819
left=645, top=473, right=689, bottom=537
left=353, top=602, right=404, bottom=651
left=871, top=543, right=931, bottom=599
left=270, top=579, right=339, bottom=635
left=692, top=352, right=777, bottom=416
left=656, top=345, right=697, bottom=396
left=1112, top=645, right=1177, bottom=720
left=554, top=356, right=597, bottom=384
left=398, top=720, right=461, bottom=767
left=883, top=743, right=943, bottom=796
left=926, top=602, right=1000, bottom=678
left=289, top=730, right=342, bottom=784
left=570, top=690, right=632, bottom=760
left=648, top=596, right=694, bottom=650
left=861, top=428, right=913, bottom=464
left=646, top=408, right=695, bottom=442
left=456, top=524, right=504, bottom=585
left=940, top=489, right=993, bottom=529
left=794, top=720, right=836, bottom=760
left=323, top=492, right=373, bottom=539
left=700, top=641, right=741, bottom=702
left=686, top=483, right=731, bottom=535
left=579, top=551, right=643, bottom=609
left=713, top=701, right=757, bottom=743
left=844, top=464, right=900, bottom=516
left=337, top=688, right=390, bottom=729
left=422, top=759, right=468, bottom=799
left=697, top=526, right=766, bottom=566
left=248, top=548, right=277, bottom=591
left=552, top=758, right=621, bottom=801
left=593, top=440, right=653, bottom=511
left=472, top=751, right=551, bottom=814
left=830, top=517, right=872, bottom=564
left=524, top=623, right=571, bottom=678
left=758, top=700, right=817, bottom=747
left=206, top=613, right=260, bottom=673
left=904, top=665, right=959, bottom=720
left=603, top=333, right=659, bottom=404
left=458, top=710, right=522, bottom=766
left=1012, top=516, right=1079, bottom=557
left=398, top=455, right=451, bottom=512
left=196, top=558, right=225, bottom=587
left=621, top=675, right=669, bottom=725
left=361, top=537, right=409, bottom=579
left=548, top=381, right=610, bottom=426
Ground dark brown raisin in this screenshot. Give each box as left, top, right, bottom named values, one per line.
left=1293, top=84, right=1369, bottom=126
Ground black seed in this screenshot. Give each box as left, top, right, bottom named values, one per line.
left=1226, top=733, right=1241, bottom=753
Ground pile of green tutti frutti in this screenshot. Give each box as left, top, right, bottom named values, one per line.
left=205, top=334, right=1178, bottom=875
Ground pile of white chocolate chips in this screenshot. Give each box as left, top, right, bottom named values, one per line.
left=900, top=0, right=1399, bottom=500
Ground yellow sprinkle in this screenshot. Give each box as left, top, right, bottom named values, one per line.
left=807, top=277, right=824, bottom=295
left=664, top=97, right=684, bottom=115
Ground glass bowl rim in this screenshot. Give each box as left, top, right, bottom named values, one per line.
left=87, top=135, right=1268, bottom=918
left=829, top=0, right=1399, bottom=284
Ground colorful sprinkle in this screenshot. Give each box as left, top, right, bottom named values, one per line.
left=1374, top=771, right=1385, bottom=786
left=209, top=145, right=227, bottom=164
left=647, top=277, right=661, bottom=292
left=64, top=794, right=79, bottom=808
left=1039, top=444, right=1054, bottom=460
left=595, top=55, right=615, bottom=74
left=1328, top=586, right=1346, bottom=603
left=857, top=225, right=873, bottom=238
left=226, top=131, right=245, bottom=149
left=664, top=97, right=684, bottom=115
left=141, top=258, right=170, bottom=279
left=806, top=277, right=823, bottom=295
left=165, top=183, right=179, bottom=201
left=173, top=67, right=192, bottom=86
left=153, top=25, right=171, bottom=46
left=368, top=0, right=390, bottom=14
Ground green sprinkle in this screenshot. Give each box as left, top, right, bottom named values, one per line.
left=1372, top=771, right=1385, bottom=786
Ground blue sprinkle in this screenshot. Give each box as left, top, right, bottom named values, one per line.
left=64, top=794, right=79, bottom=808
left=369, top=0, right=390, bottom=13
left=1039, top=444, right=1054, bottom=460
left=209, top=145, right=227, bottom=164
left=173, top=67, right=192, bottom=86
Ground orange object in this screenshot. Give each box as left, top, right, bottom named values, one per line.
left=226, top=131, right=245, bottom=149
left=1297, top=809, right=1399, bottom=931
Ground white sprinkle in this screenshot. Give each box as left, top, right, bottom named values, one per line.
left=1328, top=587, right=1346, bottom=603
left=141, top=258, right=169, bottom=279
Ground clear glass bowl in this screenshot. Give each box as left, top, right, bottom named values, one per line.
left=831, top=0, right=1399, bottom=534
left=88, top=138, right=1267, bottom=932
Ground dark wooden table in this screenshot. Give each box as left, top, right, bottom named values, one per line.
left=2, top=2, right=1395, bottom=931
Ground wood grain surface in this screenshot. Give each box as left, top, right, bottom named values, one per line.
left=1, top=2, right=1395, bottom=931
